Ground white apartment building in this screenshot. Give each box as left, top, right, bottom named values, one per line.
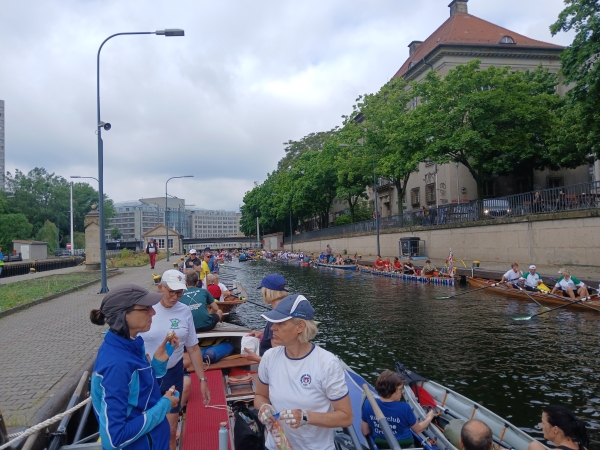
left=107, top=200, right=165, bottom=243
left=0, top=100, right=5, bottom=190
left=190, top=209, right=242, bottom=239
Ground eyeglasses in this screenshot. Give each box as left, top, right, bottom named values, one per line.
left=397, top=385, right=405, bottom=391
left=165, top=288, right=184, bottom=297
left=129, top=305, right=153, bottom=313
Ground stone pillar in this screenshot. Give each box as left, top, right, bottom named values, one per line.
left=84, top=205, right=101, bottom=271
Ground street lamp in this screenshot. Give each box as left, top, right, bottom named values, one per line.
left=165, top=176, right=193, bottom=261
left=339, top=143, right=380, bottom=256
left=70, top=175, right=99, bottom=183
left=96, top=29, right=185, bottom=293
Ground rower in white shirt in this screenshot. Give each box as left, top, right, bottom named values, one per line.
left=518, top=265, right=543, bottom=292
left=501, top=263, right=523, bottom=288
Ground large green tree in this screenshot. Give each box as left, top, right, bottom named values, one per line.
left=0, top=214, right=33, bottom=251
left=411, top=61, right=562, bottom=200
left=35, top=220, right=59, bottom=254
left=551, top=0, right=600, bottom=157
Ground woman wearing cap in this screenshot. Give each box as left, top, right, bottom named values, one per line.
left=254, top=294, right=353, bottom=450
left=90, top=284, right=181, bottom=450
left=243, top=274, right=289, bottom=363
left=139, top=270, right=211, bottom=450
left=551, top=269, right=590, bottom=299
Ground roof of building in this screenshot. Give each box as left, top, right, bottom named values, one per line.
left=394, top=11, right=563, bottom=78
left=142, top=224, right=182, bottom=237
left=13, top=240, right=48, bottom=245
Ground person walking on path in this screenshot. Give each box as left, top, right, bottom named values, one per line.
left=146, top=239, right=158, bottom=269
left=90, top=284, right=181, bottom=450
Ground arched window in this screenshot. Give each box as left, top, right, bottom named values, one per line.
left=499, top=36, right=515, bottom=44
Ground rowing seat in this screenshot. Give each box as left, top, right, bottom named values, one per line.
left=182, top=370, right=230, bottom=450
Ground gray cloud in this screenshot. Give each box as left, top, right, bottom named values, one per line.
left=0, top=0, right=574, bottom=210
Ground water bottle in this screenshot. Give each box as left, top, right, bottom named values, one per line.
left=218, top=422, right=228, bottom=450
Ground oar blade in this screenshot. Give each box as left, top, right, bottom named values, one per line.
left=513, top=315, right=533, bottom=321
left=436, top=296, right=452, bottom=300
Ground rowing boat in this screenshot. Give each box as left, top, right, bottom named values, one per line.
left=396, top=363, right=547, bottom=450
left=214, top=298, right=246, bottom=314
left=467, top=277, right=600, bottom=311
left=314, top=262, right=358, bottom=271
left=359, top=267, right=455, bottom=285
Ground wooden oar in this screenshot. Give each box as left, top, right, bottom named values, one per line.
left=541, top=291, right=600, bottom=314
left=362, top=384, right=402, bottom=450
left=515, top=285, right=549, bottom=311
left=513, top=295, right=598, bottom=321
left=436, top=281, right=507, bottom=299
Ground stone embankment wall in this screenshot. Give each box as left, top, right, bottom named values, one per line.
left=284, top=210, right=600, bottom=267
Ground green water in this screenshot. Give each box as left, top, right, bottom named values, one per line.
left=226, top=260, right=600, bottom=445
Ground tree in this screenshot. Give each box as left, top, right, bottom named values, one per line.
left=412, top=61, right=562, bottom=200
left=0, top=214, right=33, bottom=251
left=278, top=129, right=338, bottom=171
left=110, top=226, right=122, bottom=240
left=74, top=232, right=86, bottom=250
left=551, top=0, right=600, bottom=157
left=35, top=220, right=60, bottom=254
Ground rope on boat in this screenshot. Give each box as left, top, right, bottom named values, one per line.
left=0, top=397, right=92, bottom=450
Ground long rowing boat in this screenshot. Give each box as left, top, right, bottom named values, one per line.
left=467, top=277, right=600, bottom=311
left=314, top=262, right=358, bottom=271
left=360, top=267, right=455, bottom=285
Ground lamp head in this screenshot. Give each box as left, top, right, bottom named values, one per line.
left=156, top=29, right=185, bottom=37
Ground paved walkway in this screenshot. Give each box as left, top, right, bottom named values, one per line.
left=0, top=258, right=171, bottom=427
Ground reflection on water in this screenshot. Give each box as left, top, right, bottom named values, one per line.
left=225, top=260, right=600, bottom=445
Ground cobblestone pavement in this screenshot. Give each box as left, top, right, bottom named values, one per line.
left=0, top=258, right=172, bottom=426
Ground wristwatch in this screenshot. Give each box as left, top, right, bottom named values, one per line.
left=199, top=377, right=208, bottom=382
left=300, top=410, right=309, bottom=426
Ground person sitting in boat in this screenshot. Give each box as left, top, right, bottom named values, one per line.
left=551, top=268, right=590, bottom=299
left=518, top=265, right=543, bottom=292
left=90, top=284, right=181, bottom=450
left=244, top=274, right=289, bottom=363
left=460, top=420, right=493, bottom=450
left=374, top=255, right=385, bottom=271
left=421, top=260, right=436, bottom=276
left=501, top=263, right=523, bottom=287
left=336, top=254, right=344, bottom=265
left=392, top=257, right=402, bottom=272
left=361, top=370, right=434, bottom=449
left=255, top=294, right=353, bottom=450
left=527, top=405, right=589, bottom=450
left=383, top=258, right=392, bottom=272
left=183, top=249, right=202, bottom=276
left=179, top=272, right=223, bottom=331
left=403, top=257, right=415, bottom=275
left=212, top=273, right=234, bottom=301
left=319, top=252, right=326, bottom=262
left=329, top=254, right=336, bottom=264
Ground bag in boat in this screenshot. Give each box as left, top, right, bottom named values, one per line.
left=201, top=341, right=234, bottom=363
left=241, top=336, right=260, bottom=356
left=233, top=403, right=265, bottom=450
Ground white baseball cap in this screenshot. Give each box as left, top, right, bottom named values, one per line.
left=189, top=249, right=197, bottom=254
left=161, top=270, right=187, bottom=291
left=529, top=265, right=536, bottom=270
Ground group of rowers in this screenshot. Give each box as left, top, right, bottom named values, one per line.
left=500, top=263, right=592, bottom=299
left=369, top=255, right=439, bottom=275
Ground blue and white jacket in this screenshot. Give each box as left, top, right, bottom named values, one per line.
left=91, top=331, right=171, bottom=450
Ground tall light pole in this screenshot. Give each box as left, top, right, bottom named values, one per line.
left=70, top=182, right=74, bottom=255
left=165, top=176, right=193, bottom=261
left=339, top=143, right=380, bottom=256
left=96, top=29, right=184, bottom=293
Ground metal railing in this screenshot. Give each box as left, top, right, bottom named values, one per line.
left=0, top=257, right=85, bottom=278
left=283, top=181, right=600, bottom=243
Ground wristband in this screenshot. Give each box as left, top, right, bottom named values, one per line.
left=199, top=377, right=208, bottom=382
left=300, top=410, right=308, bottom=426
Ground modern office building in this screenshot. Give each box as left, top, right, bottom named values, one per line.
left=0, top=100, right=5, bottom=190
left=189, top=209, right=242, bottom=239
left=106, top=200, right=165, bottom=245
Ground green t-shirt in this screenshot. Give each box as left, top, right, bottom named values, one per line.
left=179, top=287, right=215, bottom=329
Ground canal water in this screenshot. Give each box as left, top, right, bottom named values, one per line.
left=226, top=260, right=600, bottom=445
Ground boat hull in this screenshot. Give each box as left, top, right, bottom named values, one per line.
left=360, top=267, right=455, bottom=285
left=467, top=277, right=600, bottom=311
left=314, top=262, right=357, bottom=271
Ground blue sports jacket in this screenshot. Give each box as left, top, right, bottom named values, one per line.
left=91, top=331, right=171, bottom=450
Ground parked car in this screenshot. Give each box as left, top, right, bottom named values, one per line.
left=483, top=199, right=511, bottom=218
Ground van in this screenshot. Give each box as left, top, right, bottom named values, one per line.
left=483, top=199, right=511, bottom=218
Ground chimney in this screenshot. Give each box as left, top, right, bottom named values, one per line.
left=448, top=0, right=468, bottom=17
left=408, top=41, right=423, bottom=56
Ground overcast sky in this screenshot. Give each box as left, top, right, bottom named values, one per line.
left=0, top=0, right=575, bottom=211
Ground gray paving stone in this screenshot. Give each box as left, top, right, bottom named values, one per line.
left=0, top=258, right=170, bottom=426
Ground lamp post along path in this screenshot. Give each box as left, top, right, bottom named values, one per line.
left=96, top=29, right=184, bottom=293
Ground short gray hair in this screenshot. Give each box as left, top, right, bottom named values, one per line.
left=291, top=319, right=318, bottom=343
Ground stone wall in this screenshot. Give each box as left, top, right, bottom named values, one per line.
left=284, top=210, right=600, bottom=267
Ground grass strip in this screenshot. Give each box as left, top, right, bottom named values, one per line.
left=0, top=272, right=103, bottom=312
left=108, top=250, right=167, bottom=268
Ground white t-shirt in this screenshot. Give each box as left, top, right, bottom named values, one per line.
left=520, top=272, right=542, bottom=288
left=503, top=269, right=522, bottom=281
left=258, top=345, right=349, bottom=450
left=139, top=301, right=198, bottom=369
left=218, top=282, right=228, bottom=302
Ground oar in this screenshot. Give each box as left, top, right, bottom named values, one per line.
left=513, top=295, right=598, bottom=321
left=541, top=291, right=600, bottom=314
left=515, top=285, right=549, bottom=311
left=362, top=384, right=402, bottom=450
left=436, top=281, right=507, bottom=299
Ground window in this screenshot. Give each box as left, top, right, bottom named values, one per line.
left=410, top=187, right=420, bottom=207
left=547, top=177, right=564, bottom=189
left=499, top=36, right=515, bottom=44
left=158, top=239, right=165, bottom=249
left=484, top=180, right=496, bottom=197
left=425, top=183, right=436, bottom=205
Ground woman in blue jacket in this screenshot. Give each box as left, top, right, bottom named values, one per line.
left=90, top=284, right=180, bottom=450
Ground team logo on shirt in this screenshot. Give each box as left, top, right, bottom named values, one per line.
left=300, top=374, right=312, bottom=387
left=169, top=319, right=181, bottom=329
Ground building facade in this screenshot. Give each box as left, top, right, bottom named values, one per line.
left=371, top=0, right=591, bottom=217
left=142, top=225, right=183, bottom=254
left=0, top=100, right=5, bottom=190
left=189, top=209, right=242, bottom=239
left=106, top=200, right=165, bottom=246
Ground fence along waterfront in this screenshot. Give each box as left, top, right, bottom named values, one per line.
left=283, top=181, right=600, bottom=243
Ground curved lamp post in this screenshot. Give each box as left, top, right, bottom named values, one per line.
left=165, top=176, right=193, bottom=261
left=96, top=29, right=184, bottom=293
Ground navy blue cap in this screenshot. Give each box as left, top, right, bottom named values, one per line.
left=257, top=274, right=288, bottom=292
left=261, top=294, right=315, bottom=323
